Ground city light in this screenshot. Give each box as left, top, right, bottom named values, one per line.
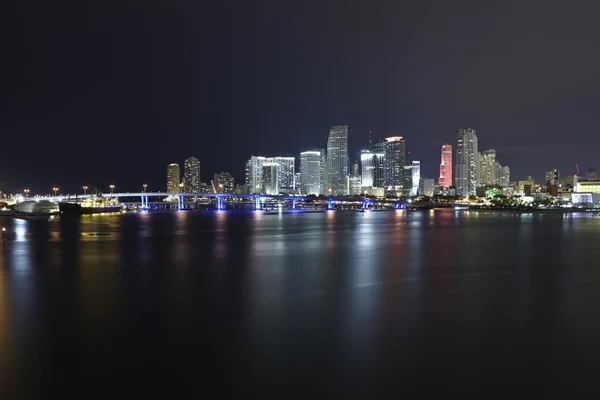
left=109, top=184, right=115, bottom=194
left=143, top=184, right=147, bottom=193
left=83, top=186, right=88, bottom=195
left=53, top=187, right=58, bottom=196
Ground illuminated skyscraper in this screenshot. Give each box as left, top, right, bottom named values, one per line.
left=439, top=144, right=452, bottom=188
left=183, top=157, right=200, bottom=193
left=411, top=161, right=420, bottom=196
left=479, top=149, right=497, bottom=186
left=300, top=150, right=322, bottom=195
left=261, top=164, right=279, bottom=195
left=213, top=172, right=234, bottom=193
left=384, top=136, right=405, bottom=189
left=166, top=163, right=180, bottom=193
left=327, top=125, right=349, bottom=195
left=245, top=155, right=295, bottom=194
left=455, top=128, right=479, bottom=196
left=371, top=141, right=386, bottom=188
left=360, top=150, right=374, bottom=188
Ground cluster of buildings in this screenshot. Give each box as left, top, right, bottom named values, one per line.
left=165, top=157, right=236, bottom=195
left=162, top=126, right=597, bottom=208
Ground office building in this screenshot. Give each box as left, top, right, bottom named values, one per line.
left=261, top=164, right=279, bottom=195
left=500, top=166, right=510, bottom=187
left=439, top=144, right=452, bottom=188
left=371, top=141, right=386, bottom=189
left=348, top=176, right=361, bottom=195
left=167, top=163, right=180, bottom=193
left=320, top=152, right=328, bottom=195
left=214, top=172, right=234, bottom=194
left=183, top=157, right=200, bottom=193
left=245, top=155, right=296, bottom=194
left=411, top=161, right=421, bottom=196
left=455, top=128, right=479, bottom=196
left=403, top=163, right=413, bottom=196
left=384, top=136, right=405, bottom=190
left=300, top=150, right=322, bottom=195
left=327, top=125, right=349, bottom=195
left=360, top=150, right=374, bottom=189
left=546, top=169, right=559, bottom=185
left=479, top=149, right=497, bottom=186
left=422, top=178, right=435, bottom=197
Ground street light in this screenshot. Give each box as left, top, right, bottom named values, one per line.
left=109, top=184, right=115, bottom=194
left=83, top=186, right=88, bottom=195
left=53, top=187, right=58, bottom=196
left=24, top=189, right=30, bottom=197
left=143, top=184, right=147, bottom=193
left=179, top=183, right=184, bottom=193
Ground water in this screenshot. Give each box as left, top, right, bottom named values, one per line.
left=1, top=210, right=600, bottom=396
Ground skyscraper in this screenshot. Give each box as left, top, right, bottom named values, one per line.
left=360, top=149, right=374, bottom=189
left=384, top=136, right=405, bottom=190
left=213, top=172, right=234, bottom=193
left=183, top=157, right=200, bottom=193
left=371, top=141, right=385, bottom=188
left=455, top=128, right=479, bottom=196
left=439, top=144, right=452, bottom=188
left=479, top=149, right=497, bottom=186
left=411, top=161, right=420, bottom=196
left=261, top=164, right=279, bottom=195
left=245, top=155, right=295, bottom=194
left=166, top=163, right=180, bottom=193
left=327, top=125, right=349, bottom=196
left=300, top=150, right=322, bottom=195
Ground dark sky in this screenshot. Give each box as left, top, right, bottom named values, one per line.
left=2, top=0, right=600, bottom=194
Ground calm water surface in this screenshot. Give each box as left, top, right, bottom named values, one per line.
left=1, top=210, right=600, bottom=396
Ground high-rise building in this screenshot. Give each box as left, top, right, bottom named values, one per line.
left=479, top=149, right=497, bottom=186
left=352, top=160, right=360, bottom=177
left=300, top=150, right=322, bottom=195
left=439, top=144, right=452, bottom=188
left=213, top=172, right=234, bottom=193
left=371, top=141, right=386, bottom=188
left=166, top=163, right=180, bottom=193
left=320, top=151, right=328, bottom=195
left=245, top=156, right=295, bottom=194
left=261, top=164, right=279, bottom=195
left=411, top=161, right=421, bottom=196
left=402, top=163, right=413, bottom=196
left=455, top=128, right=479, bottom=196
left=327, top=125, right=349, bottom=196
left=422, top=178, right=435, bottom=197
left=348, top=176, right=361, bottom=195
left=545, top=169, right=559, bottom=185
left=183, top=157, right=200, bottom=193
left=360, top=149, right=374, bottom=189
left=384, top=136, right=405, bottom=189
left=501, top=166, right=510, bottom=187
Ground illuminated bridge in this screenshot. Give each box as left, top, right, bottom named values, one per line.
left=30, top=192, right=406, bottom=211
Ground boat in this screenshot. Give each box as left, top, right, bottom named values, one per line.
left=59, top=196, right=124, bottom=215
left=14, top=200, right=60, bottom=217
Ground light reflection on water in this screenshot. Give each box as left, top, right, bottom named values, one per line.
left=0, top=211, right=599, bottom=396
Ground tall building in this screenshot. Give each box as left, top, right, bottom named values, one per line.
left=352, top=160, right=360, bottom=177
left=422, top=178, right=435, bottom=197
left=479, top=149, right=497, bottom=186
left=371, top=141, right=386, bottom=188
left=360, top=150, right=374, bottom=188
left=166, top=163, right=180, bottom=193
left=411, top=161, right=420, bottom=196
left=213, top=172, right=234, bottom=193
left=438, top=144, right=452, bottom=188
left=327, top=125, right=349, bottom=196
left=402, top=163, right=413, bottom=196
left=501, top=166, right=510, bottom=187
left=245, top=156, right=295, bottom=194
left=384, top=136, right=405, bottom=190
left=455, top=128, right=479, bottom=196
left=261, top=164, right=279, bottom=195
left=545, top=169, right=559, bottom=185
left=320, top=152, right=328, bottom=195
left=300, top=150, right=322, bottom=195
left=183, top=157, right=200, bottom=193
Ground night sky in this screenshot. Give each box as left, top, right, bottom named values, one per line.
left=3, top=1, right=600, bottom=194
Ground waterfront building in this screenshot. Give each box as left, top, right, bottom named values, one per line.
left=320, top=152, right=328, bottom=195
left=245, top=155, right=296, bottom=194
left=384, top=136, right=405, bottom=190
left=411, top=161, right=421, bottom=196
left=234, top=184, right=247, bottom=194
left=439, top=144, right=452, bottom=188
left=545, top=169, right=559, bottom=185
left=479, top=149, right=497, bottom=186
left=261, top=164, right=279, bottom=195
left=214, top=172, right=234, bottom=194
left=300, top=150, right=322, bottom=195
left=327, top=125, right=349, bottom=195
left=348, top=176, right=361, bottom=195
left=371, top=141, right=386, bottom=189
left=455, top=128, right=479, bottom=196
left=402, top=163, right=413, bottom=196
left=575, top=180, right=600, bottom=194
left=167, top=163, right=180, bottom=193
left=360, top=150, right=374, bottom=189
left=198, top=182, right=211, bottom=193
left=183, top=157, right=200, bottom=193
left=517, top=176, right=535, bottom=195
left=422, top=178, right=435, bottom=197
left=499, top=166, right=510, bottom=187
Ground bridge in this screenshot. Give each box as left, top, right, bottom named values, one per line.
left=26, top=192, right=407, bottom=211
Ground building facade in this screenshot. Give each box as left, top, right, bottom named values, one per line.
left=411, top=161, right=421, bottom=196
left=183, top=157, right=200, bottom=193
left=439, top=144, right=452, bottom=188
left=213, top=172, right=235, bottom=193
left=327, top=125, right=349, bottom=195
left=479, top=149, right=497, bottom=186
left=455, top=128, right=479, bottom=196
left=261, top=164, right=279, bottom=195
left=300, top=150, right=322, bottom=195
left=245, top=155, right=296, bottom=194
left=167, top=163, right=180, bottom=193
left=384, top=136, right=405, bottom=190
